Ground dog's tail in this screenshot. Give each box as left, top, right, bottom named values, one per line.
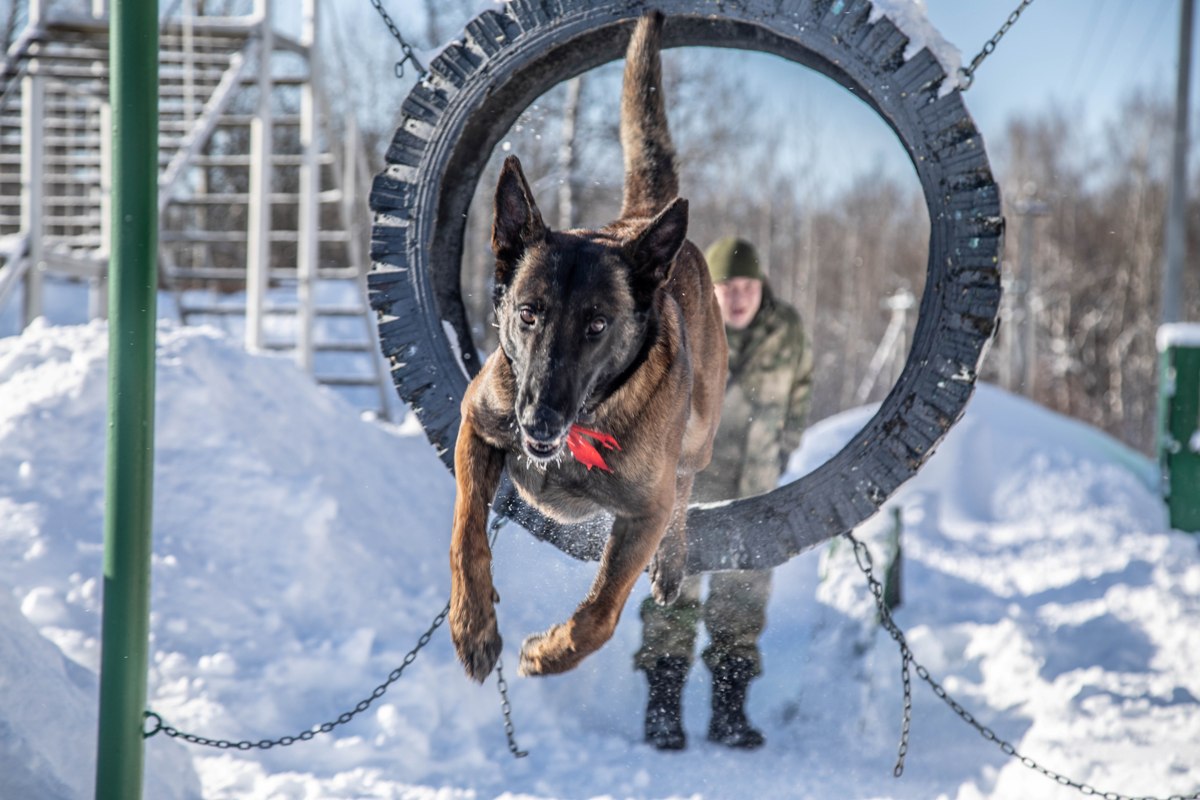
left=620, top=11, right=679, bottom=219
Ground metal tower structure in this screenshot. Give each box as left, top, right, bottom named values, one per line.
left=0, top=0, right=391, bottom=416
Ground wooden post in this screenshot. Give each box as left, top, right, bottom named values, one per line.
left=855, top=289, right=914, bottom=404
left=883, top=507, right=903, bottom=612
left=245, top=0, right=273, bottom=351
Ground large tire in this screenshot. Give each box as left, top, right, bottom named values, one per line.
left=368, top=0, right=1003, bottom=573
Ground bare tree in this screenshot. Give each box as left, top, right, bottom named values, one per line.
left=994, top=89, right=1186, bottom=454
left=557, top=76, right=584, bottom=230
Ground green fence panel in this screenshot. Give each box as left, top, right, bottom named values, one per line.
left=1158, top=324, right=1200, bottom=533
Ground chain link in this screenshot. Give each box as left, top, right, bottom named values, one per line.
left=145, top=600, right=451, bottom=751
left=491, top=518, right=529, bottom=758
left=958, top=0, right=1036, bottom=90
left=145, top=518, right=528, bottom=758
left=844, top=529, right=1200, bottom=800
left=367, top=0, right=427, bottom=79
left=495, top=657, right=529, bottom=758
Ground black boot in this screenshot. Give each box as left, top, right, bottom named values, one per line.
left=643, top=655, right=689, bottom=750
left=707, top=657, right=765, bottom=749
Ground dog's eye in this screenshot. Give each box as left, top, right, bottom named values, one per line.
left=519, top=307, right=537, bottom=326
left=587, top=317, right=608, bottom=337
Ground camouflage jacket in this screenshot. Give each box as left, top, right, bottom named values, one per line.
left=693, top=283, right=813, bottom=503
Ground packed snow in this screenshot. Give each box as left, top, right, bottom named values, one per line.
left=1158, top=322, right=1200, bottom=350
left=2, top=319, right=1199, bottom=799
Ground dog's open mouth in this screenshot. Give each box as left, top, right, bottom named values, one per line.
left=523, top=435, right=565, bottom=461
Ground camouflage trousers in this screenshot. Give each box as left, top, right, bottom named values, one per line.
left=633, top=569, right=772, bottom=676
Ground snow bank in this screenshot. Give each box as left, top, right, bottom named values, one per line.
left=0, top=320, right=458, bottom=796
left=0, top=584, right=201, bottom=799
left=0, top=323, right=203, bottom=796
left=2, top=319, right=1199, bottom=799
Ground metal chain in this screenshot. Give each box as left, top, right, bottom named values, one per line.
left=490, top=517, right=529, bottom=758
left=845, top=529, right=1200, bottom=800
left=958, top=0, right=1036, bottom=90
left=495, top=657, right=529, bottom=758
left=367, top=0, right=428, bottom=79
left=144, top=600, right=451, bottom=751
left=145, top=517, right=528, bottom=758
left=847, top=531, right=915, bottom=777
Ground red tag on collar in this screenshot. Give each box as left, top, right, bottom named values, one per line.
left=567, top=424, right=622, bottom=472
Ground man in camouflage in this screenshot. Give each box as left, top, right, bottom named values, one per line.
left=635, top=235, right=814, bottom=751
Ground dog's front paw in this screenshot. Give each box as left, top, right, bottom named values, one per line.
left=450, top=597, right=502, bottom=683
left=649, top=548, right=684, bottom=605
left=518, top=625, right=582, bottom=677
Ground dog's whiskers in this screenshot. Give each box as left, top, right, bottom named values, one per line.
left=521, top=452, right=551, bottom=474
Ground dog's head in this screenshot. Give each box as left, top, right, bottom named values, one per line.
left=490, top=155, right=688, bottom=463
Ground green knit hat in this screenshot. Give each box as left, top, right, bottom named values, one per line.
left=704, top=236, right=762, bottom=282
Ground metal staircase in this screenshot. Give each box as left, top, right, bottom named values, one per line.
left=0, top=0, right=391, bottom=417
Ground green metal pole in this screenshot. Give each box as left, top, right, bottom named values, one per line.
left=95, top=0, right=158, bottom=797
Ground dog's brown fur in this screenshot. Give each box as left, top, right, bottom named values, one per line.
left=449, top=12, right=727, bottom=681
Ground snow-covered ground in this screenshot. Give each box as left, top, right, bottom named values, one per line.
left=2, top=318, right=1199, bottom=800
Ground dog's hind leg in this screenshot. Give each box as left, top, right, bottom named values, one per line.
left=449, top=412, right=506, bottom=682
left=519, top=503, right=673, bottom=676
left=648, top=473, right=692, bottom=606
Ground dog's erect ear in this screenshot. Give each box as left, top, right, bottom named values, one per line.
left=624, top=197, right=688, bottom=294
left=492, top=155, right=548, bottom=287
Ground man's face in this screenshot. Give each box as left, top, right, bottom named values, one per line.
left=712, top=277, right=763, bottom=330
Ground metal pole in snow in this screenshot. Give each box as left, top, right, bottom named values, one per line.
left=245, top=0, right=273, bottom=352
left=297, top=0, right=318, bottom=375
left=95, top=0, right=158, bottom=796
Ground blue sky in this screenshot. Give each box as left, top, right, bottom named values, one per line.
left=741, top=0, right=1186, bottom=190
left=333, top=0, right=1191, bottom=192
left=928, top=0, right=1181, bottom=141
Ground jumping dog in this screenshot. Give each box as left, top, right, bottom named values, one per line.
left=449, top=11, right=728, bottom=680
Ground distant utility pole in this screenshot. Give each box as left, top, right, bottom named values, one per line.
left=1162, top=0, right=1194, bottom=325
left=1012, top=194, right=1048, bottom=397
